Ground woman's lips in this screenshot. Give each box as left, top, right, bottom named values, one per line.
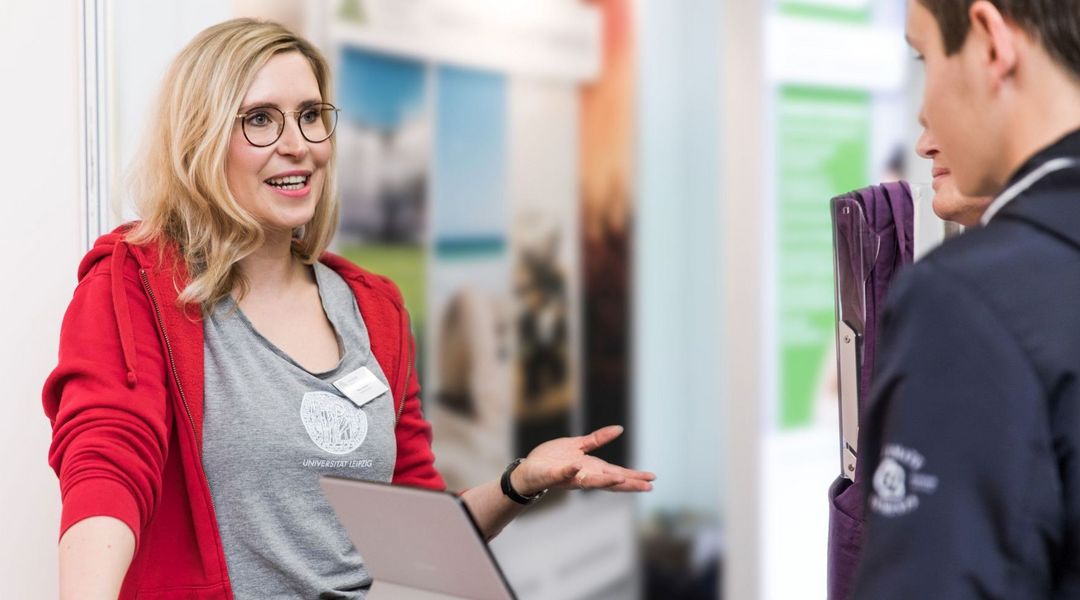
left=265, top=180, right=312, bottom=198
left=264, top=170, right=314, bottom=198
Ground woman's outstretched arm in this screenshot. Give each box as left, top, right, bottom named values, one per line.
left=59, top=516, right=134, bottom=600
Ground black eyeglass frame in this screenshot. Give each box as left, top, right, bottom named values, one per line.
left=234, top=103, right=340, bottom=147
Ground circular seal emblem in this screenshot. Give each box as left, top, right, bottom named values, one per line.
left=873, top=457, right=907, bottom=502
left=300, top=391, right=368, bottom=455
left=870, top=445, right=938, bottom=518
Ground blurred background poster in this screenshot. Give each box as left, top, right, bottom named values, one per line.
left=508, top=78, right=580, bottom=471
left=335, top=49, right=430, bottom=368
left=776, top=86, right=870, bottom=428
left=329, top=2, right=638, bottom=598
left=427, top=65, right=514, bottom=491
left=762, top=3, right=909, bottom=599
left=580, top=0, right=633, bottom=468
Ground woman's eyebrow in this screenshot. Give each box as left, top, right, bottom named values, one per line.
left=238, top=98, right=323, bottom=113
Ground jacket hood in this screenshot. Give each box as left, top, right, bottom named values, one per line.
left=78, top=228, right=129, bottom=281
left=76, top=223, right=408, bottom=392
left=78, top=225, right=157, bottom=388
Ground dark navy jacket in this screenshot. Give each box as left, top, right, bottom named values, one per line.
left=852, top=130, right=1080, bottom=599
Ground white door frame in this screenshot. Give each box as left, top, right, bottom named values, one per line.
left=80, top=0, right=111, bottom=249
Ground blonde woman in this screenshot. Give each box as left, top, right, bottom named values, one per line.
left=45, top=19, right=654, bottom=599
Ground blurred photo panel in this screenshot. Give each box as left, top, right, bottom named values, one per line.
left=427, top=65, right=516, bottom=491
left=580, top=0, right=635, bottom=466
left=335, top=49, right=431, bottom=364
left=508, top=78, right=582, bottom=473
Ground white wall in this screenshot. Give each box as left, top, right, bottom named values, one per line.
left=635, top=0, right=724, bottom=516
left=0, top=3, right=230, bottom=595
left=110, top=0, right=232, bottom=223
left=0, top=2, right=82, bottom=597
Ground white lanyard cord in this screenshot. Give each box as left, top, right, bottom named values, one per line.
left=981, top=157, right=1080, bottom=225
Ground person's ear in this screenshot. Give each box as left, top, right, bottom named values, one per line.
left=969, top=0, right=1019, bottom=89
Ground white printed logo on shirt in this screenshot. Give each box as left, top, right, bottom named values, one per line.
left=300, top=391, right=368, bottom=455
left=870, top=444, right=939, bottom=518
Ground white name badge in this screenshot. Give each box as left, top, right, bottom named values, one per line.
left=333, top=367, right=389, bottom=408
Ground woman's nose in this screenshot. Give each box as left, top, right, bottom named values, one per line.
left=275, top=119, right=308, bottom=158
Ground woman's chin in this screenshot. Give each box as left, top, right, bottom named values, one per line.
left=257, top=210, right=317, bottom=237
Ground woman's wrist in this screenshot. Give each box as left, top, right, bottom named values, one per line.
left=509, top=459, right=535, bottom=497
left=502, top=458, right=547, bottom=503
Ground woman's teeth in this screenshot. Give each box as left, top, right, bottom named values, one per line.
left=266, top=175, right=308, bottom=190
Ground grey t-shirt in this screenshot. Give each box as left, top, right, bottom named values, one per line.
left=202, top=262, right=397, bottom=599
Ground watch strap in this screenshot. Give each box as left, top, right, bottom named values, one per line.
left=500, top=458, right=547, bottom=505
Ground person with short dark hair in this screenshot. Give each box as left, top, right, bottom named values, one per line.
left=852, top=1, right=1080, bottom=597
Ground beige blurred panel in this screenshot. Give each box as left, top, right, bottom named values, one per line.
left=233, top=0, right=306, bottom=31
left=720, top=0, right=766, bottom=598
left=508, top=78, right=580, bottom=453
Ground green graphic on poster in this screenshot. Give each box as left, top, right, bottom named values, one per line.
left=778, top=0, right=870, bottom=23
left=777, top=85, right=870, bottom=428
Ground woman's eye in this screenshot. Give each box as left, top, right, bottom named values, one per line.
left=246, top=112, right=271, bottom=127
left=300, top=108, right=320, bottom=124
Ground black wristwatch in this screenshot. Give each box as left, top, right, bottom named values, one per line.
left=500, top=458, right=547, bottom=506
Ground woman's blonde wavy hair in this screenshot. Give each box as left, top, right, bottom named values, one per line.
left=126, top=18, right=338, bottom=310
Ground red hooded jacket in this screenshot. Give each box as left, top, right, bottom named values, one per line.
left=43, top=226, right=446, bottom=598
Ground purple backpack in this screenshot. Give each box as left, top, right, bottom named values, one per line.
left=827, top=181, right=914, bottom=600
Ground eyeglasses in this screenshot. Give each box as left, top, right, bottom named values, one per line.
left=235, top=103, right=340, bottom=147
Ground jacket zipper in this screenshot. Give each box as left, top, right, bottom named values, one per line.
left=139, top=270, right=217, bottom=517
left=145, top=268, right=403, bottom=449
left=397, top=313, right=412, bottom=426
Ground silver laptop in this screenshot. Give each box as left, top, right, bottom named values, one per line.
left=320, top=476, right=517, bottom=600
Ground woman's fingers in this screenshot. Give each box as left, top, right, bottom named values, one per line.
left=604, top=465, right=656, bottom=482
left=606, top=479, right=654, bottom=492
left=578, top=425, right=624, bottom=453
left=577, top=459, right=655, bottom=482
left=558, top=463, right=582, bottom=483
left=575, top=470, right=625, bottom=490
left=594, top=467, right=653, bottom=492
left=567, top=467, right=653, bottom=492
left=527, top=426, right=655, bottom=493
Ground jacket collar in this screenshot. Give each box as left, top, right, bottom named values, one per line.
left=994, top=129, right=1080, bottom=250
left=88, top=224, right=409, bottom=449
left=1003, top=128, right=1080, bottom=188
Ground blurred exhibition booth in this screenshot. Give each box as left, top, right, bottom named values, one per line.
left=3, top=0, right=923, bottom=598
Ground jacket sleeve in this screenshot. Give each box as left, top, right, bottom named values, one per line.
left=851, top=263, right=1059, bottom=599
left=42, top=264, right=171, bottom=550
left=391, top=309, right=447, bottom=492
